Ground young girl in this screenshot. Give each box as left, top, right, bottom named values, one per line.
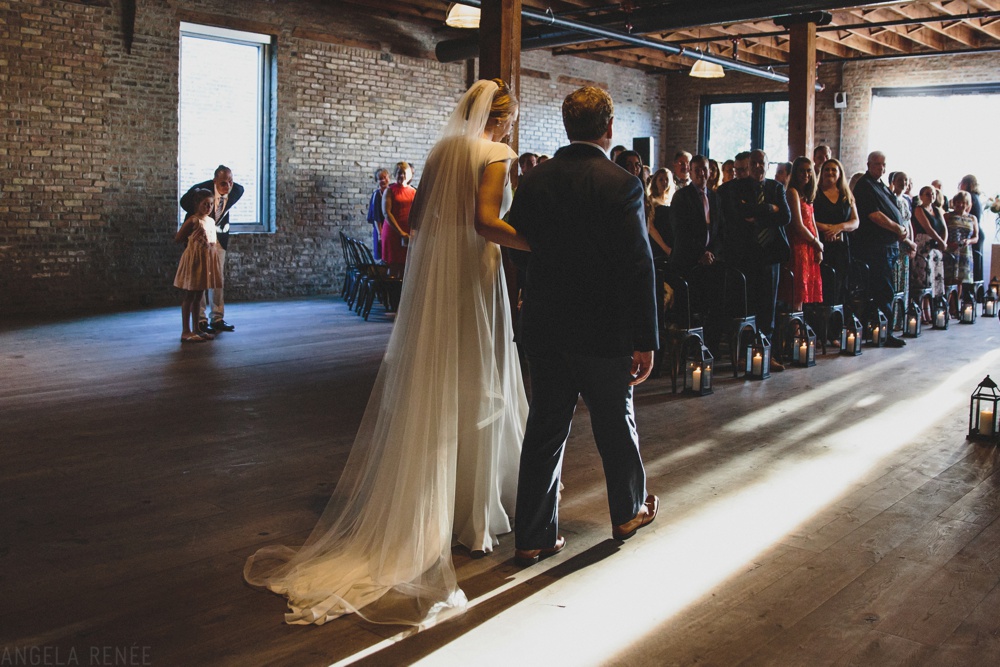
left=944, top=190, right=979, bottom=290
left=174, top=189, right=223, bottom=343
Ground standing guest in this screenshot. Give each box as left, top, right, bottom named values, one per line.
left=180, top=165, right=243, bottom=335
left=853, top=151, right=907, bottom=347
left=774, top=161, right=793, bottom=188
left=781, top=157, right=823, bottom=311
left=614, top=149, right=643, bottom=178
left=670, top=155, right=725, bottom=350
left=959, top=175, right=985, bottom=281
left=733, top=151, right=751, bottom=180
left=944, top=191, right=979, bottom=291
left=889, top=171, right=917, bottom=302
left=849, top=172, right=865, bottom=191
left=813, top=145, right=832, bottom=168
left=537, top=154, right=551, bottom=163
left=814, top=158, right=859, bottom=304
left=518, top=152, right=538, bottom=177
left=707, top=159, right=722, bottom=191
left=720, top=149, right=791, bottom=369
left=932, top=179, right=950, bottom=212
left=670, top=155, right=723, bottom=275
left=610, top=145, right=627, bottom=162
left=647, top=167, right=674, bottom=259
left=174, top=189, right=223, bottom=344
left=381, top=161, right=416, bottom=277
left=721, top=159, right=736, bottom=184
left=367, top=168, right=390, bottom=261
left=509, top=86, right=659, bottom=562
left=671, top=150, right=692, bottom=192
left=911, top=185, right=948, bottom=313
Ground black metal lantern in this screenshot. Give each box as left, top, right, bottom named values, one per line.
left=865, top=309, right=889, bottom=347
left=745, top=331, right=771, bottom=380
left=989, top=276, right=1000, bottom=300
left=791, top=324, right=817, bottom=367
left=903, top=300, right=922, bottom=338
left=932, top=296, right=950, bottom=330
left=840, top=313, right=863, bottom=356
left=959, top=291, right=977, bottom=324
left=684, top=337, right=714, bottom=396
left=968, top=375, right=1000, bottom=442
left=984, top=291, right=997, bottom=318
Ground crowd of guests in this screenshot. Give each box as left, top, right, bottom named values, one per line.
left=599, top=144, right=986, bottom=369
left=363, top=143, right=987, bottom=370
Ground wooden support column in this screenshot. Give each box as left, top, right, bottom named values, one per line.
left=787, top=20, right=816, bottom=161
left=479, top=0, right=521, bottom=151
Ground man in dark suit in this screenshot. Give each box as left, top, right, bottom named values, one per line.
left=670, top=154, right=725, bottom=350
left=507, top=86, right=659, bottom=565
left=180, top=165, right=244, bottom=334
left=719, top=149, right=791, bottom=369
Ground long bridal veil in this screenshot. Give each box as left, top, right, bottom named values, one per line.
left=244, top=80, right=527, bottom=627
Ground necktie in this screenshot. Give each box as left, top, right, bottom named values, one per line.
left=216, top=196, right=226, bottom=221
left=701, top=189, right=710, bottom=224
left=756, top=183, right=765, bottom=206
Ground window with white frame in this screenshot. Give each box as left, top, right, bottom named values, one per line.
left=178, top=22, right=275, bottom=232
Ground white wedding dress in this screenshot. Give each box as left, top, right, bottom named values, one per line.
left=244, top=81, right=527, bottom=627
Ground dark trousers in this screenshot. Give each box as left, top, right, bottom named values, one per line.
left=738, top=262, right=780, bottom=335
left=857, top=243, right=899, bottom=330
left=514, top=350, right=647, bottom=550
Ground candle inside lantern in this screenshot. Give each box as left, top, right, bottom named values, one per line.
left=847, top=332, right=855, bottom=348
left=936, top=311, right=946, bottom=327
left=981, top=408, right=994, bottom=436
left=964, top=305, right=973, bottom=321
left=692, top=366, right=702, bottom=390
left=752, top=352, right=762, bottom=376
left=873, top=326, right=880, bottom=342
left=799, top=341, right=807, bottom=361
left=908, top=317, right=917, bottom=333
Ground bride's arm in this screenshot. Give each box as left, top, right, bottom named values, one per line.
left=475, top=161, right=530, bottom=251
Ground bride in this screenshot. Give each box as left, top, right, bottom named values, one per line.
left=244, top=79, right=530, bottom=627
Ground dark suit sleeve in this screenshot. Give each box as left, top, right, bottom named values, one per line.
left=772, top=182, right=791, bottom=229
left=227, top=183, right=245, bottom=210
left=618, top=178, right=659, bottom=352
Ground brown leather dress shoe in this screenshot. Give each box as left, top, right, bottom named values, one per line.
left=514, top=536, right=566, bottom=566
left=613, top=495, right=659, bottom=541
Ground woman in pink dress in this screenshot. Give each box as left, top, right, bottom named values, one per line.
left=782, top=156, right=823, bottom=310
left=381, top=161, right=416, bottom=276
left=173, top=188, right=223, bottom=343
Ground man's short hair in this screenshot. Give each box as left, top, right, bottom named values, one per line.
left=734, top=151, right=751, bottom=162
left=690, top=154, right=708, bottom=169
left=518, top=152, right=537, bottom=167
left=214, top=164, right=232, bottom=178
left=562, top=86, right=614, bottom=142
left=674, top=150, right=693, bottom=162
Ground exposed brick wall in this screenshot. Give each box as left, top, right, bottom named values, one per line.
left=0, top=0, right=666, bottom=316
left=518, top=50, right=666, bottom=167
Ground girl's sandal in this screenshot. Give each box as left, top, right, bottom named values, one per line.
left=181, top=334, right=207, bottom=344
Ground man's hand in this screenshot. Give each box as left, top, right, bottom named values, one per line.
left=630, top=350, right=654, bottom=386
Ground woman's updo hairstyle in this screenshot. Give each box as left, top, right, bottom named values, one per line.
left=488, top=78, right=518, bottom=121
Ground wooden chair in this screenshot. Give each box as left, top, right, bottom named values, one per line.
left=351, top=237, right=402, bottom=320
left=339, top=231, right=360, bottom=303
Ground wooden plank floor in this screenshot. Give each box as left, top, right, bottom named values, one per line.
left=3, top=297, right=1000, bottom=667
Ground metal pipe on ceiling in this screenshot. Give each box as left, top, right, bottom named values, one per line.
left=436, top=0, right=812, bottom=86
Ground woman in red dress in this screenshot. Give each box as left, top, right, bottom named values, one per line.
left=381, top=161, right=416, bottom=276
left=782, top=156, right=823, bottom=310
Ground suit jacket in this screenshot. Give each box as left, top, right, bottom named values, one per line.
left=719, top=176, right=790, bottom=268
left=670, top=184, right=723, bottom=276
left=180, top=179, right=245, bottom=251
left=508, top=142, right=658, bottom=357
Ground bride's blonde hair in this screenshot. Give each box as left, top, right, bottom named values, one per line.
left=487, top=78, right=518, bottom=121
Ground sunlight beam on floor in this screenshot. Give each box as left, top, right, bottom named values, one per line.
left=405, top=349, right=1000, bottom=666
